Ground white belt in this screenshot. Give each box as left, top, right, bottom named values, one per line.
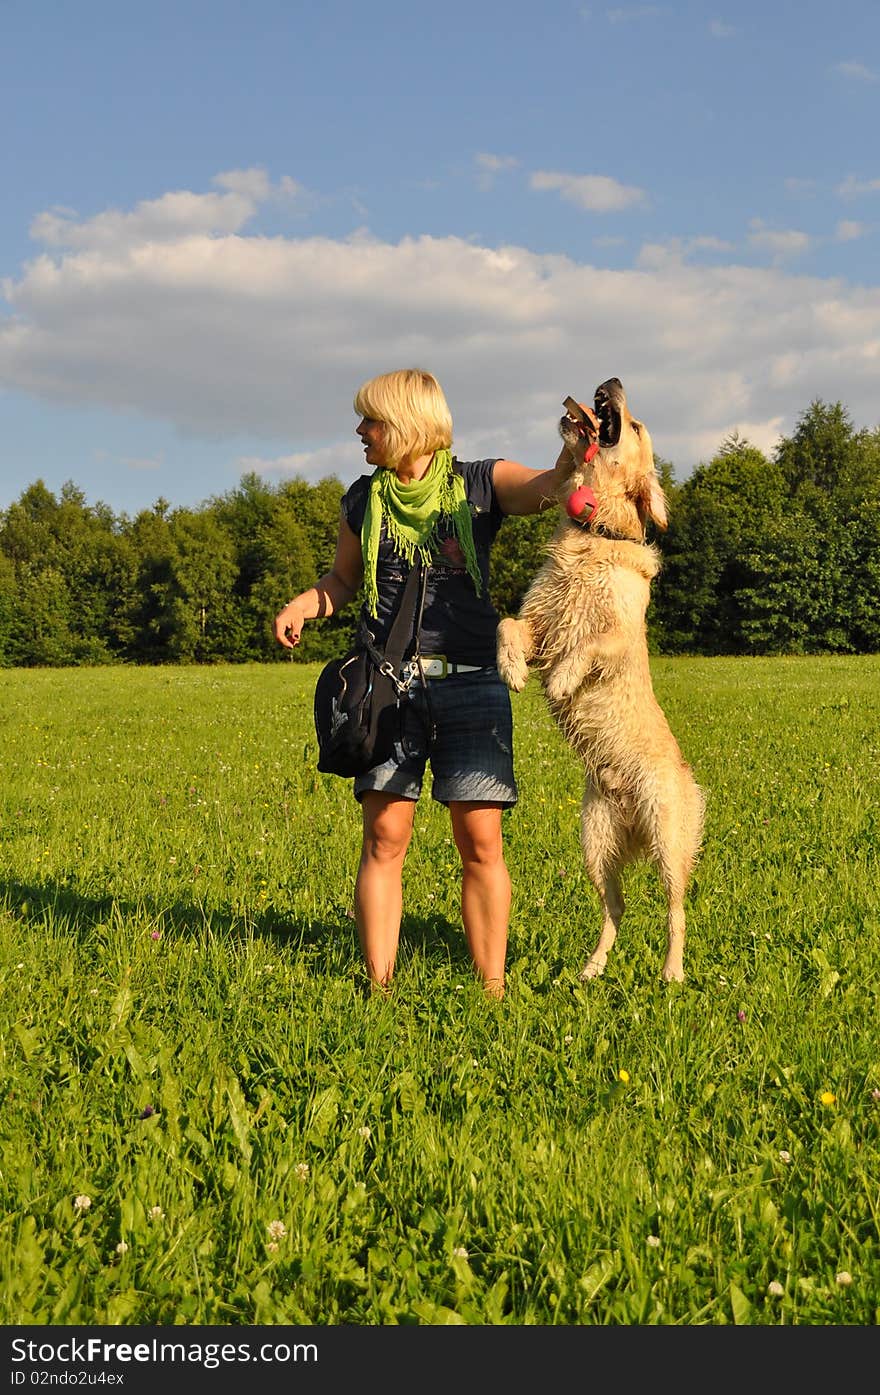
left=418, top=656, right=485, bottom=679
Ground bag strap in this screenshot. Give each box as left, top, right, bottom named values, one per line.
left=388, top=560, right=438, bottom=752
left=386, top=559, right=421, bottom=664
left=365, top=559, right=422, bottom=691
left=371, top=560, right=438, bottom=753
left=411, top=564, right=437, bottom=747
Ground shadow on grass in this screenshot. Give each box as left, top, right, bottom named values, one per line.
left=0, top=875, right=473, bottom=974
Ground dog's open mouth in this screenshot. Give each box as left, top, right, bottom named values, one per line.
left=594, top=378, right=623, bottom=448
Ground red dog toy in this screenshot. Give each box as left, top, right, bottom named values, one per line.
left=565, top=482, right=597, bottom=522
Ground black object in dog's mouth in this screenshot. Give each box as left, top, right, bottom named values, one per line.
left=594, top=378, right=623, bottom=447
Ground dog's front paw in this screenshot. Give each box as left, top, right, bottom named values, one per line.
left=544, top=670, right=573, bottom=704
left=496, top=620, right=530, bottom=692
left=545, top=660, right=586, bottom=703
left=545, top=651, right=603, bottom=703
left=498, top=649, right=529, bottom=692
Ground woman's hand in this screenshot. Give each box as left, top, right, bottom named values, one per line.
left=274, top=600, right=306, bottom=649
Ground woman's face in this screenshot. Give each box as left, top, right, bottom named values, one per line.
left=355, top=416, right=390, bottom=468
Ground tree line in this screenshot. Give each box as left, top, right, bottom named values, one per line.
left=1, top=398, right=878, bottom=667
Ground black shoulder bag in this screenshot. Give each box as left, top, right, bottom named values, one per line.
left=313, top=562, right=426, bottom=778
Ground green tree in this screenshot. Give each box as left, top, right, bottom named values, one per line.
left=270, top=475, right=356, bottom=661
left=7, top=566, right=79, bottom=666
left=654, top=438, right=786, bottom=653
left=277, top=476, right=344, bottom=576
left=0, top=480, right=146, bottom=663
left=825, top=494, right=880, bottom=652
left=53, top=483, right=137, bottom=662
left=770, top=402, right=880, bottom=652
left=737, top=502, right=835, bottom=653
left=490, top=510, right=557, bottom=622
left=126, top=501, right=179, bottom=663
left=161, top=509, right=241, bottom=662
left=0, top=481, right=62, bottom=566
left=0, top=481, right=126, bottom=663
left=0, top=553, right=17, bottom=666
left=774, top=399, right=877, bottom=506
left=208, top=473, right=300, bottom=660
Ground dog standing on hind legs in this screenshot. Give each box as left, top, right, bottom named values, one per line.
left=496, top=378, right=705, bottom=983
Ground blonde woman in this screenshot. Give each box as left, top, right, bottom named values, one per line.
left=275, top=368, right=574, bottom=999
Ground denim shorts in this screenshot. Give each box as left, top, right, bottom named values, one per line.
left=353, top=666, right=518, bottom=806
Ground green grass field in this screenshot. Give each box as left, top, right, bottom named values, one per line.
left=1, top=656, right=878, bottom=1325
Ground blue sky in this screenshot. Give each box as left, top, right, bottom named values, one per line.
left=2, top=0, right=879, bottom=516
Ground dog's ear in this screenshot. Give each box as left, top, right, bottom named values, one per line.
left=634, top=473, right=668, bottom=532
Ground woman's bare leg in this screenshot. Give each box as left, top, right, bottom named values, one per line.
left=354, top=792, right=416, bottom=990
left=449, top=801, right=509, bottom=998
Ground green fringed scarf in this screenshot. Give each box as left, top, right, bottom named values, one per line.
left=361, top=448, right=482, bottom=618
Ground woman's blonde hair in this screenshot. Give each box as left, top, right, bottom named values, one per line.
left=353, top=368, right=453, bottom=467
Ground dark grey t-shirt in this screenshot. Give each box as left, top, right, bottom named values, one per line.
left=341, top=458, right=504, bottom=666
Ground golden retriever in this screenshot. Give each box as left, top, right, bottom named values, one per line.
left=497, top=377, right=705, bottom=982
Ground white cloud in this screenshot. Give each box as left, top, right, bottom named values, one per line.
left=836, top=220, right=867, bottom=242
left=747, top=220, right=811, bottom=260
left=474, top=153, right=519, bottom=191
left=475, top=153, right=518, bottom=175
left=122, top=453, right=164, bottom=471
left=606, top=5, right=666, bottom=22
left=834, top=60, right=878, bottom=83
left=837, top=175, right=880, bottom=198
left=214, top=168, right=271, bottom=200
left=785, top=177, right=817, bottom=196
left=709, top=19, right=736, bottom=38
left=27, top=167, right=301, bottom=250
left=689, top=416, right=785, bottom=462
left=530, top=171, right=648, bottom=213
left=689, top=235, right=736, bottom=253
left=30, top=191, right=255, bottom=249
left=637, top=235, right=733, bottom=269
left=238, top=442, right=362, bottom=481
left=2, top=176, right=880, bottom=483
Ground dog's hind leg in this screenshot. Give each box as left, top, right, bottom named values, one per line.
left=579, top=867, right=624, bottom=980
left=658, top=863, right=687, bottom=984
left=578, top=787, right=625, bottom=980
left=653, top=774, right=704, bottom=984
